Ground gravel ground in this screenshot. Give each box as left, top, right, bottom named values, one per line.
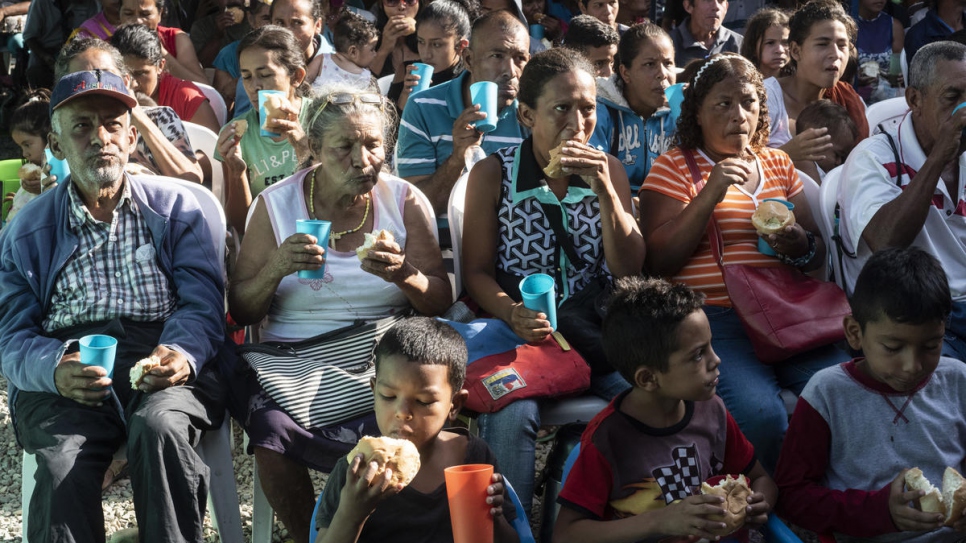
left=0, top=377, right=816, bottom=543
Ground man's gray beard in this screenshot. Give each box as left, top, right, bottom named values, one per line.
left=76, top=162, right=125, bottom=191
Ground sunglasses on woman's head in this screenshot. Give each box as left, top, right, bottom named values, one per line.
left=384, top=0, right=418, bottom=7
left=325, top=93, right=384, bottom=107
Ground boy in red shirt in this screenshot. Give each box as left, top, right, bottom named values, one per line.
left=554, top=277, right=777, bottom=542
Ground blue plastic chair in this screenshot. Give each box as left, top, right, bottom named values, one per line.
left=307, top=476, right=536, bottom=543
left=559, top=444, right=803, bottom=543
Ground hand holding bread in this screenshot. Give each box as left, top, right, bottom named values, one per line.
left=700, top=474, right=752, bottom=536
left=752, top=200, right=796, bottom=236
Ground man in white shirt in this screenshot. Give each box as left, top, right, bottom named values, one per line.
left=838, top=40, right=966, bottom=359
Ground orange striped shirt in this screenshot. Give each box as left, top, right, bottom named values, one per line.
left=641, top=147, right=802, bottom=306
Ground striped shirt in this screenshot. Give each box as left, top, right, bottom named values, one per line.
left=641, top=147, right=802, bottom=306
left=44, top=180, right=176, bottom=332
left=395, top=71, right=528, bottom=178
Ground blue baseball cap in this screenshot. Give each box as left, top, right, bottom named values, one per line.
left=50, top=69, right=138, bottom=115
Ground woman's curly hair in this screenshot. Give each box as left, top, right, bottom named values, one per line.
left=675, top=54, right=770, bottom=153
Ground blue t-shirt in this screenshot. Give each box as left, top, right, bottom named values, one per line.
left=396, top=71, right=528, bottom=178
left=589, top=77, right=677, bottom=193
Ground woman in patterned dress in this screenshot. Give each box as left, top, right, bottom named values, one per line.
left=461, top=47, right=644, bottom=514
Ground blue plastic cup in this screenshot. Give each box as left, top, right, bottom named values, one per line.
left=530, top=24, right=545, bottom=40
left=665, top=83, right=685, bottom=120
left=296, top=219, right=331, bottom=279
left=79, top=334, right=117, bottom=378
left=757, top=198, right=795, bottom=256
left=953, top=102, right=966, bottom=139
left=410, top=62, right=434, bottom=95
left=258, top=90, right=286, bottom=137
left=44, top=148, right=70, bottom=186
left=469, top=81, right=499, bottom=134
left=519, top=273, right=557, bottom=330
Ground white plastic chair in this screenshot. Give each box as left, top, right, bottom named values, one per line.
left=183, top=121, right=226, bottom=207
left=797, top=169, right=830, bottom=281
left=818, top=165, right=849, bottom=295
left=866, top=96, right=908, bottom=135
left=448, top=171, right=470, bottom=298
left=196, top=81, right=229, bottom=127
left=900, top=48, right=908, bottom=89
left=377, top=74, right=393, bottom=96
left=20, top=177, right=241, bottom=542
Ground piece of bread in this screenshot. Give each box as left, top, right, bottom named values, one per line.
left=233, top=119, right=248, bottom=135
left=543, top=141, right=567, bottom=179
left=401, top=17, right=416, bottom=35
left=906, top=468, right=946, bottom=516
left=346, top=436, right=421, bottom=487
left=751, top=200, right=795, bottom=235
left=227, top=6, right=245, bottom=24
left=356, top=229, right=394, bottom=261
left=943, top=467, right=966, bottom=526
left=130, top=355, right=161, bottom=390
left=262, top=94, right=288, bottom=130
left=18, top=163, right=42, bottom=183
left=700, top=474, right=751, bottom=536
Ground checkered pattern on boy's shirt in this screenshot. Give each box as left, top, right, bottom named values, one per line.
left=43, top=180, right=175, bottom=332
left=654, top=445, right=702, bottom=503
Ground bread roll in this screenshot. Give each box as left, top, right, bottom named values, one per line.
left=234, top=119, right=248, bottom=135
left=130, top=355, right=161, bottom=390
left=346, top=436, right=421, bottom=487
left=262, top=94, right=288, bottom=131
left=18, top=163, right=42, bottom=183
left=751, top=200, right=795, bottom=235
left=906, top=468, right=946, bottom=516
left=700, top=474, right=751, bottom=536
left=227, top=6, right=245, bottom=24
left=943, top=467, right=966, bottom=526
left=401, top=17, right=416, bottom=35
left=356, top=230, right=394, bottom=261
left=543, top=141, right=567, bottom=179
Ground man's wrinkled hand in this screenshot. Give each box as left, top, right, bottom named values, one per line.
left=54, top=352, right=112, bottom=407
left=137, top=346, right=191, bottom=392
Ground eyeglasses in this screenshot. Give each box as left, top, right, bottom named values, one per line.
left=384, top=0, right=418, bottom=7
left=326, top=93, right=384, bottom=107
left=309, top=93, right=385, bottom=127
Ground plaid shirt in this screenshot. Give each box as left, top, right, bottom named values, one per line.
left=43, top=180, right=176, bottom=332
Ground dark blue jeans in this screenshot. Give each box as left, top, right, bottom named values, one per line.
left=16, top=319, right=226, bottom=543
left=705, top=306, right=849, bottom=472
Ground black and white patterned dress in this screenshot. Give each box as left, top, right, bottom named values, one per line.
left=493, top=139, right=610, bottom=303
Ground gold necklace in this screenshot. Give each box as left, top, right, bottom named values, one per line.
left=309, top=166, right=371, bottom=247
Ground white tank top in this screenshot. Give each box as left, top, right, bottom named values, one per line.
left=257, top=168, right=413, bottom=342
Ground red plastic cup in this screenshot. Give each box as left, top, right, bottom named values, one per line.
left=444, top=464, right=494, bottom=543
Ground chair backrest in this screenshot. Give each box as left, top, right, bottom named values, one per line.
left=447, top=171, right=470, bottom=297
left=182, top=121, right=225, bottom=206
left=165, top=176, right=227, bottom=280
left=900, top=48, right=908, bottom=88
left=818, top=165, right=848, bottom=294
left=797, top=169, right=829, bottom=281
left=195, top=81, right=228, bottom=127
left=505, top=478, right=537, bottom=543
left=866, top=96, right=908, bottom=134
left=377, top=74, right=393, bottom=96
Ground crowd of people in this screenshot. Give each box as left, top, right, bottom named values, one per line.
left=2, top=0, right=966, bottom=541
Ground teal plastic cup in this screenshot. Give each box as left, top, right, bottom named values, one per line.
left=469, top=81, right=499, bottom=134
left=258, top=90, right=286, bottom=137
left=411, top=62, right=434, bottom=95
left=79, top=334, right=117, bottom=378
left=953, top=102, right=966, bottom=138
left=757, top=198, right=795, bottom=256
left=530, top=24, right=545, bottom=39
left=519, top=273, right=557, bottom=330
left=296, top=219, right=331, bottom=279
left=44, top=148, right=70, bottom=186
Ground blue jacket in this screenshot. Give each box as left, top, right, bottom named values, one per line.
left=590, top=75, right=678, bottom=193
left=0, top=175, right=225, bottom=410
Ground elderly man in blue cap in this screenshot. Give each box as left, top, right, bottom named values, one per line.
left=0, top=69, right=230, bottom=543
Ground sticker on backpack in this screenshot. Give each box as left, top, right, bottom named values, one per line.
left=481, top=368, right=527, bottom=400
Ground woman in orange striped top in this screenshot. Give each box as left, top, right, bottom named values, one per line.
left=639, top=53, right=847, bottom=471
